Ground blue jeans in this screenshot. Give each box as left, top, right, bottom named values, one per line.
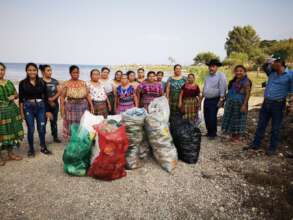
left=45, top=102, right=59, bottom=138
left=24, top=100, right=46, bottom=152
left=204, top=97, right=220, bottom=137
left=253, top=99, right=286, bottom=151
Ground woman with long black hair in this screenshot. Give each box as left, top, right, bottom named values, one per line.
left=19, top=63, right=52, bottom=157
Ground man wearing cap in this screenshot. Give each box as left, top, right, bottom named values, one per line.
left=245, top=57, right=293, bottom=156
left=202, top=59, right=227, bottom=139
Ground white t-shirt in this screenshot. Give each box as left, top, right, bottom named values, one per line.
left=100, top=79, right=113, bottom=94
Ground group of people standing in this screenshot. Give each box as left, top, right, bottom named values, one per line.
left=0, top=56, right=292, bottom=166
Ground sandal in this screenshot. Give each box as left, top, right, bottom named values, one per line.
left=8, top=152, right=23, bottom=161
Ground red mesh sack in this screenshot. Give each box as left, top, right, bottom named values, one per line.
left=88, top=123, right=129, bottom=181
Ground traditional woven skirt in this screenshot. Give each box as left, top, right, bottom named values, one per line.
left=221, top=99, right=247, bottom=135
left=63, top=99, right=88, bottom=140
left=0, top=102, right=24, bottom=150
left=116, top=103, right=134, bottom=114
left=93, top=100, right=108, bottom=118
left=169, top=91, right=180, bottom=117
left=107, top=92, right=115, bottom=115
left=182, top=97, right=199, bottom=121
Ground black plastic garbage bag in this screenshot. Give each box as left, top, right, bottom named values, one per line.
left=170, top=114, right=201, bottom=164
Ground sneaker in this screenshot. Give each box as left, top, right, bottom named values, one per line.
left=40, top=147, right=52, bottom=155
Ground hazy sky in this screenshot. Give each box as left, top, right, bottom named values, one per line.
left=1, top=0, right=293, bottom=65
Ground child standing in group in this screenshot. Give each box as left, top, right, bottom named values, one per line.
left=178, top=73, right=201, bottom=122
left=222, top=65, right=251, bottom=143
left=115, top=74, right=138, bottom=114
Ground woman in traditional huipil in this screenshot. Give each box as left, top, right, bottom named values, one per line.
left=60, top=65, right=93, bottom=140
left=137, top=71, right=163, bottom=110
left=166, top=64, right=187, bottom=118
left=0, top=63, right=23, bottom=165
left=222, top=65, right=251, bottom=143
left=115, top=74, right=138, bottom=114
left=178, top=73, right=201, bottom=122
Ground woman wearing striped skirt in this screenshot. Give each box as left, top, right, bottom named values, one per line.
left=86, top=69, right=111, bottom=118
left=179, top=73, right=201, bottom=122
left=0, top=63, right=23, bottom=165
left=60, top=65, right=93, bottom=140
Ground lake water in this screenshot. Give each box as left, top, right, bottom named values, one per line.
left=3, top=63, right=105, bottom=81
left=3, top=63, right=172, bottom=83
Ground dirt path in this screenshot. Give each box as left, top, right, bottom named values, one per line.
left=0, top=97, right=293, bottom=219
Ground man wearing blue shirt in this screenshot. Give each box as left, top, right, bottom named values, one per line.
left=245, top=58, right=293, bottom=156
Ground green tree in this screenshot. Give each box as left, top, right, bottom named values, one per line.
left=223, top=52, right=249, bottom=66
left=225, top=25, right=261, bottom=58
left=260, top=39, right=293, bottom=63
left=193, top=52, right=219, bottom=65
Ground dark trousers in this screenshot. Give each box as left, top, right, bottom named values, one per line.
left=253, top=99, right=285, bottom=152
left=204, top=97, right=220, bottom=137
left=24, top=100, right=46, bottom=152
left=45, top=102, right=59, bottom=139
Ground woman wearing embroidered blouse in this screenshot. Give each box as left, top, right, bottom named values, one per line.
left=86, top=69, right=111, bottom=118
left=60, top=65, right=94, bottom=140
left=115, top=74, right=138, bottom=114
left=166, top=64, right=187, bottom=118
left=221, top=65, right=251, bottom=143
left=137, top=71, right=163, bottom=110
left=178, top=73, right=201, bottom=122
left=0, top=63, right=23, bottom=165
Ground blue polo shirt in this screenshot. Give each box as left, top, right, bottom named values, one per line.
left=264, top=69, right=293, bottom=100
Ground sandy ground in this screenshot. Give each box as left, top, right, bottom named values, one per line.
left=1, top=97, right=293, bottom=220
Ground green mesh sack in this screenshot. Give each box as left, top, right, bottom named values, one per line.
left=63, top=124, right=93, bottom=176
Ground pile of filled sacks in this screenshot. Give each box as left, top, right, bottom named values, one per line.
left=63, top=96, right=201, bottom=181
left=63, top=111, right=128, bottom=180
left=123, top=97, right=178, bottom=173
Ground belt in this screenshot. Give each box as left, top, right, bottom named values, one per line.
left=26, top=99, right=43, bottom=103
left=67, top=98, right=85, bottom=101
left=205, top=96, right=220, bottom=100
left=93, top=100, right=106, bottom=103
